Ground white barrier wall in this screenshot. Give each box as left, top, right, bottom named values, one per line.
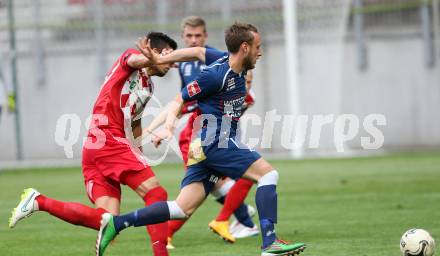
left=0, top=38, right=439, bottom=161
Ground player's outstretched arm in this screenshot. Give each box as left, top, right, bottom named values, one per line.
left=157, top=47, right=207, bottom=64
left=126, top=53, right=154, bottom=69
left=138, top=95, right=184, bottom=148
left=125, top=38, right=173, bottom=69
left=165, top=93, right=184, bottom=134
left=141, top=100, right=183, bottom=136
left=133, top=109, right=169, bottom=149
left=146, top=109, right=168, bottom=134
left=136, top=37, right=207, bottom=64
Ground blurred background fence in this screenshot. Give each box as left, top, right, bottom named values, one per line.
left=0, top=0, right=439, bottom=164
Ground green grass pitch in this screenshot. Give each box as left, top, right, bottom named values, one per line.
left=1, top=152, right=439, bottom=255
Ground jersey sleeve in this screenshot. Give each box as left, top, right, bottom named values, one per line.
left=120, top=48, right=140, bottom=72
left=205, top=48, right=228, bottom=66
left=181, top=68, right=221, bottom=102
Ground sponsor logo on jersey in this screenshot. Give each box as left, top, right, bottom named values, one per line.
left=226, top=77, right=235, bottom=91
left=187, top=80, right=201, bottom=97
left=184, top=64, right=192, bottom=76
left=222, top=96, right=245, bottom=118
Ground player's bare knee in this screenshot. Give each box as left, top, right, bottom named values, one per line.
left=258, top=159, right=274, bottom=174
left=245, top=158, right=274, bottom=181
left=108, top=208, right=120, bottom=216
left=94, top=197, right=120, bottom=215
left=136, top=177, right=161, bottom=196
left=97, top=205, right=119, bottom=216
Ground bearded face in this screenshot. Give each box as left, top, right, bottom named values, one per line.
left=243, top=52, right=256, bottom=70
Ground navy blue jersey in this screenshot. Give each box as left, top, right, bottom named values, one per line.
left=181, top=56, right=248, bottom=143
left=178, top=46, right=227, bottom=89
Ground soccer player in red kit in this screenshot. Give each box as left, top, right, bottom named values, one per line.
left=8, top=32, right=177, bottom=256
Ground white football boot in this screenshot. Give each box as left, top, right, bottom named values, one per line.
left=229, top=204, right=257, bottom=232
left=229, top=217, right=240, bottom=234
left=9, top=188, right=40, bottom=228
left=231, top=224, right=260, bottom=239
left=230, top=205, right=259, bottom=238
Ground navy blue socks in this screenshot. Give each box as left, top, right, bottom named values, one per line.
left=113, top=201, right=170, bottom=233
left=256, top=185, right=278, bottom=248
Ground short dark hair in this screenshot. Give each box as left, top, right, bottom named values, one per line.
left=147, top=32, right=178, bottom=51
left=224, top=22, right=258, bottom=53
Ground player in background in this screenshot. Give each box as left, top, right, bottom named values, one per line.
left=8, top=32, right=178, bottom=256
left=165, top=16, right=258, bottom=248
left=96, top=22, right=306, bottom=256
left=0, top=50, right=16, bottom=121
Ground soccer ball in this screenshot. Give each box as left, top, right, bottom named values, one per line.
left=400, top=228, right=436, bottom=256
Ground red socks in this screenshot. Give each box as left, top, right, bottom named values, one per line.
left=167, top=219, right=187, bottom=238
left=143, top=186, right=169, bottom=256
left=216, top=179, right=254, bottom=221
left=36, top=187, right=169, bottom=256
left=36, top=195, right=106, bottom=230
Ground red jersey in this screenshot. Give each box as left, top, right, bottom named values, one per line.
left=89, top=49, right=154, bottom=138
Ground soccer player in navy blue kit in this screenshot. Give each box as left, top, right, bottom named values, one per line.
left=165, top=16, right=258, bottom=248
left=96, top=22, right=306, bottom=256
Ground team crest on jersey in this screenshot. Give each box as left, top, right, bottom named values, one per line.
left=187, top=80, right=201, bottom=97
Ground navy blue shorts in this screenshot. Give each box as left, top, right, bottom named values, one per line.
left=181, top=138, right=261, bottom=193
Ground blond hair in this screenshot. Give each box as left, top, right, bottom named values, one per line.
left=181, top=16, right=206, bottom=32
